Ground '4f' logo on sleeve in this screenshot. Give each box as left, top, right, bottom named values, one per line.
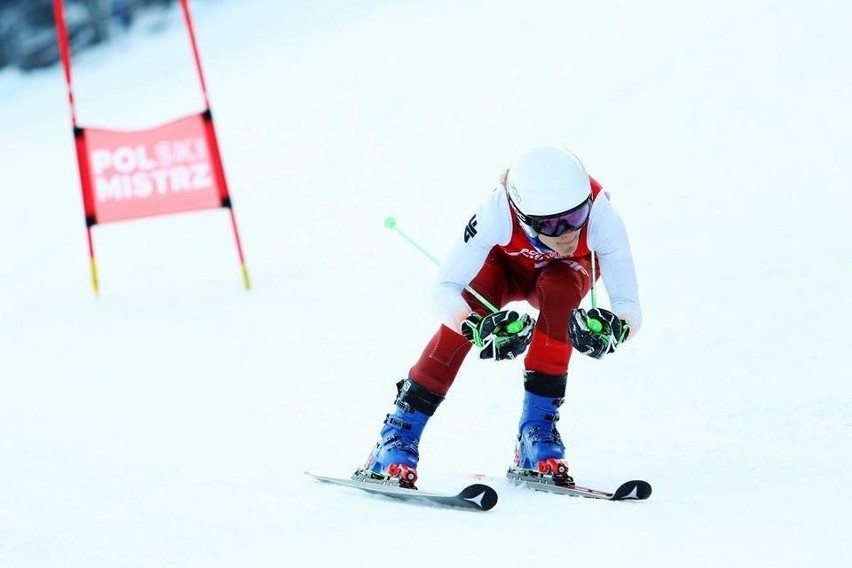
left=463, top=215, right=478, bottom=242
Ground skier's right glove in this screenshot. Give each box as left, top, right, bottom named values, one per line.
left=461, top=310, right=535, bottom=361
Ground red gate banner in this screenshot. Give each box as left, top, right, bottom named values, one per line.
left=79, top=113, right=226, bottom=224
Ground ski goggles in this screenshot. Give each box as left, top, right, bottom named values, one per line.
left=515, top=196, right=592, bottom=237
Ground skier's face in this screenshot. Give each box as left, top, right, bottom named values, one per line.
left=538, top=229, right=581, bottom=256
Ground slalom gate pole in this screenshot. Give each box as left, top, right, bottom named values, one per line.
left=179, top=0, right=211, bottom=109
left=180, top=0, right=251, bottom=290
left=53, top=0, right=100, bottom=295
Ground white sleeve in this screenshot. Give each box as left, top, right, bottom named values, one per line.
left=587, top=192, right=643, bottom=336
left=432, top=189, right=513, bottom=332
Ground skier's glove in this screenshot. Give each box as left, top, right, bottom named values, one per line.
left=461, top=310, right=535, bottom=361
left=568, top=308, right=630, bottom=359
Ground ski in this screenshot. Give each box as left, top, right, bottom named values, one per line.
left=507, top=469, right=652, bottom=501
left=305, top=472, right=499, bottom=512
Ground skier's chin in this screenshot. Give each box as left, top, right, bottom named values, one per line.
left=554, top=243, right=578, bottom=256
left=541, top=234, right=579, bottom=256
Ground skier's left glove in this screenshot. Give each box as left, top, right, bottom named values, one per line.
left=461, top=310, right=535, bottom=361
left=568, top=308, right=630, bottom=359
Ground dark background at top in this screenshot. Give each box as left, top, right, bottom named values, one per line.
left=0, top=0, right=177, bottom=71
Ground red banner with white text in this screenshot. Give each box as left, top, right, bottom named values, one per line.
left=78, top=113, right=227, bottom=224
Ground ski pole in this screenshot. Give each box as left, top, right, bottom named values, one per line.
left=384, top=216, right=498, bottom=312
left=384, top=216, right=524, bottom=333
left=587, top=252, right=602, bottom=332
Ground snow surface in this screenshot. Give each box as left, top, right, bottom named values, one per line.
left=2, top=0, right=851, bottom=566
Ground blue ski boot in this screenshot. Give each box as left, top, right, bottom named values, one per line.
left=512, top=370, right=574, bottom=485
left=355, top=378, right=444, bottom=488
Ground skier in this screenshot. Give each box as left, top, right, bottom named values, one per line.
left=354, top=145, right=641, bottom=488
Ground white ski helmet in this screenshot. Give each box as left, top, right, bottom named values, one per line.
left=506, top=146, right=591, bottom=217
